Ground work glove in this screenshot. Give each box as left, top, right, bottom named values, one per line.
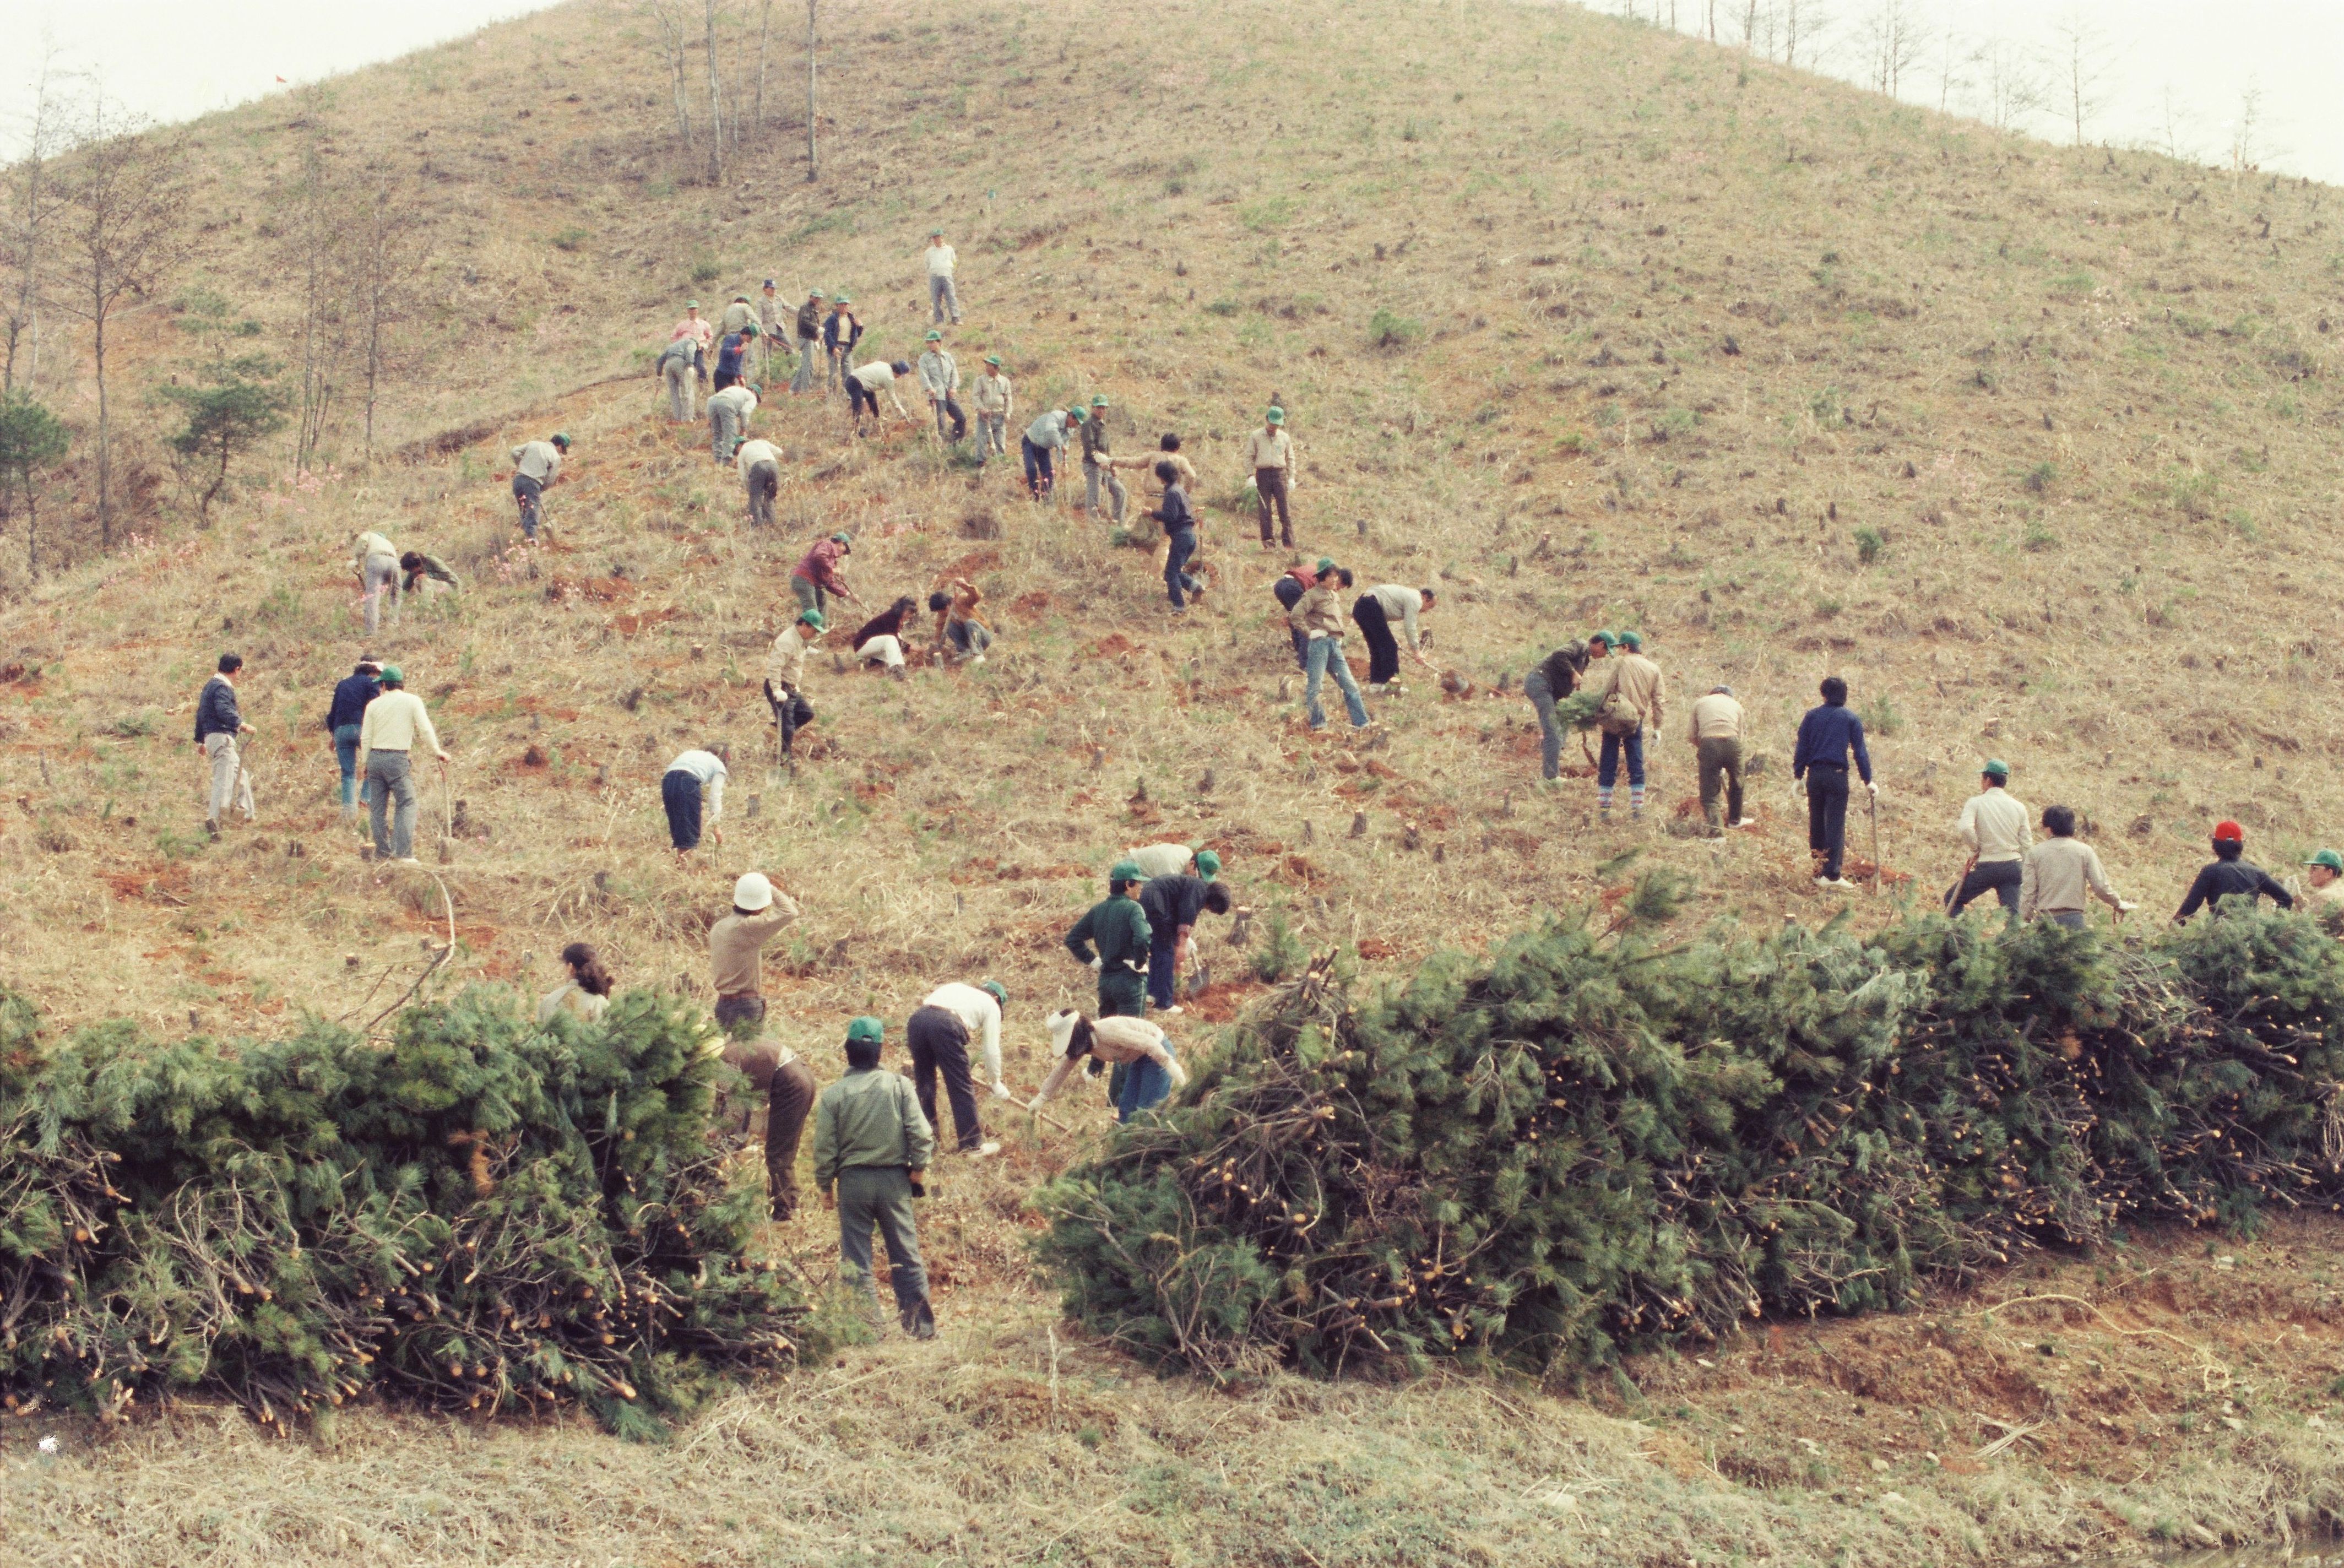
left=1088, top=956, right=1103, bottom=971
left=1164, top=1059, right=1191, bottom=1090
left=2116, top=900, right=2139, bottom=916
left=1865, top=780, right=1880, bottom=801
left=1025, top=1094, right=1047, bottom=1113
left=990, top=1080, right=1014, bottom=1101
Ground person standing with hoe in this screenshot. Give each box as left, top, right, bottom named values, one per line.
left=1945, top=760, right=2030, bottom=920
left=764, top=609, right=823, bottom=761
left=790, top=532, right=861, bottom=619
left=756, top=280, right=784, bottom=382
left=970, top=355, right=1013, bottom=465
left=1080, top=395, right=1127, bottom=524
left=1245, top=406, right=1297, bottom=550
left=916, top=332, right=967, bottom=445
left=925, top=229, right=962, bottom=325
left=1792, top=676, right=1876, bottom=891
left=822, top=296, right=861, bottom=395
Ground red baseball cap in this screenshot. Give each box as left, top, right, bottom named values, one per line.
left=2212, top=820, right=2244, bottom=843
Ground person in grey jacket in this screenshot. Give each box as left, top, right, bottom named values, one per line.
left=657, top=335, right=701, bottom=422
left=813, top=1017, right=937, bottom=1338
left=915, top=331, right=965, bottom=443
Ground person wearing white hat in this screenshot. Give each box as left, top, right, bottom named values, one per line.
left=709, top=871, right=801, bottom=1035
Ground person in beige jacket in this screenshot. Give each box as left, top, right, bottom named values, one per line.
left=2017, top=806, right=2135, bottom=929
left=1032, top=1010, right=1190, bottom=1122
left=1594, top=630, right=1663, bottom=820
left=1289, top=567, right=1369, bottom=731
left=1946, top=761, right=2031, bottom=920
left=1244, top=406, right=1297, bottom=548
left=763, top=609, right=823, bottom=757
left=1686, top=685, right=1746, bottom=833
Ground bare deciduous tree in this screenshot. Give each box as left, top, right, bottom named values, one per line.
left=57, top=101, right=189, bottom=546
left=1861, top=0, right=1927, bottom=100
left=1, top=56, right=70, bottom=399
left=2050, top=7, right=2117, bottom=146
left=1971, top=36, right=2045, bottom=134
left=283, top=104, right=354, bottom=469
left=2156, top=84, right=2197, bottom=164
left=352, top=167, right=430, bottom=462
left=2228, top=79, right=2263, bottom=178
left=807, top=0, right=820, bottom=182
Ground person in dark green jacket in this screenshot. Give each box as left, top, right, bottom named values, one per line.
left=812, top=1016, right=936, bottom=1338
left=1065, top=860, right=1154, bottom=1019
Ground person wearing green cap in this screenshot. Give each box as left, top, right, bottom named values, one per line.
left=915, top=331, right=966, bottom=443
left=1523, top=633, right=1612, bottom=784
left=821, top=296, right=860, bottom=394
left=355, top=664, right=447, bottom=864
left=1079, top=394, right=1127, bottom=523
left=706, top=382, right=757, bottom=465
left=1590, top=629, right=1662, bottom=820
left=509, top=435, right=568, bottom=541
left=1946, top=760, right=2031, bottom=919
left=925, top=230, right=961, bottom=324
left=1244, top=406, right=1297, bottom=548
left=813, top=1017, right=936, bottom=1338
left=1022, top=405, right=1078, bottom=502
left=2299, top=848, right=2344, bottom=916
left=790, top=289, right=824, bottom=395
left=670, top=301, right=713, bottom=359
left=1066, top=863, right=1155, bottom=1022
left=909, top=980, right=1012, bottom=1154
left=1140, top=871, right=1234, bottom=1013
left=971, top=355, right=1013, bottom=463
left=2019, top=805, right=2136, bottom=929
left=655, top=332, right=702, bottom=422
left=763, top=609, right=824, bottom=757
left=791, top=533, right=860, bottom=617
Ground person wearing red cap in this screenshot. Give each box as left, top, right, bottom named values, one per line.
left=2173, top=820, right=2293, bottom=923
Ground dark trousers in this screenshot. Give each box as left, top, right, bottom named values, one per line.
left=1523, top=670, right=1564, bottom=780
left=713, top=369, right=740, bottom=392
left=848, top=380, right=879, bottom=419
left=1165, top=528, right=1200, bottom=607
left=1946, top=859, right=2023, bottom=916
left=745, top=460, right=779, bottom=528
left=764, top=681, right=813, bottom=755
left=1255, top=467, right=1291, bottom=545
left=1273, top=576, right=1309, bottom=669
left=661, top=769, right=703, bottom=850
left=1353, top=595, right=1401, bottom=684
left=1806, top=766, right=1851, bottom=880
left=714, top=994, right=767, bottom=1035
left=1598, top=727, right=1645, bottom=789
left=1022, top=437, right=1054, bottom=499
left=512, top=474, right=542, bottom=539
left=931, top=394, right=967, bottom=442
left=1147, top=931, right=1181, bottom=1010
left=907, top=1006, right=984, bottom=1152
left=1696, top=736, right=1744, bottom=828
left=720, top=1037, right=816, bottom=1219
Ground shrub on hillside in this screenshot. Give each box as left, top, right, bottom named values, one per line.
left=0, top=987, right=804, bottom=1437
left=1035, top=911, right=2344, bottom=1376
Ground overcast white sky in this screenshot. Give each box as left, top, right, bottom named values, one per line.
left=1, top=0, right=2338, bottom=185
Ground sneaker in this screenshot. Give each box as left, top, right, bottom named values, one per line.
left=1814, top=876, right=1856, bottom=890
left=1162, top=1004, right=1184, bottom=1016
left=972, top=1140, right=1002, bottom=1158
left=1730, top=818, right=1756, bottom=829
left=394, top=856, right=422, bottom=865
left=1366, top=683, right=1388, bottom=696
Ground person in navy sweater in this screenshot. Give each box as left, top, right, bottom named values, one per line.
left=1792, top=676, right=1876, bottom=890
left=324, top=657, right=382, bottom=821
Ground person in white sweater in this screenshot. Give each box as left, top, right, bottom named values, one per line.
left=1946, top=760, right=2031, bottom=920
left=736, top=436, right=782, bottom=529
left=908, top=980, right=1011, bottom=1155
left=1033, top=1010, right=1189, bottom=1123
left=662, top=747, right=728, bottom=859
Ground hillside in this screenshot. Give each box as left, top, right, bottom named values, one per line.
left=3, top=0, right=2343, bottom=1562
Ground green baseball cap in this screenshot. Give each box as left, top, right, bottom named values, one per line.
left=2306, top=849, right=2343, bottom=873
left=845, top=1016, right=885, bottom=1044
left=1982, top=759, right=2011, bottom=780
left=1195, top=850, right=1221, bottom=879
left=1314, top=557, right=1337, bottom=575
left=1265, top=406, right=1285, bottom=425
left=925, top=329, right=943, bottom=341
left=984, top=355, right=1002, bottom=366
left=1066, top=407, right=1084, bottom=422
left=378, top=664, right=404, bottom=683
left=686, top=300, right=700, bottom=309
left=742, top=323, right=759, bottom=337
left=1091, top=395, right=1110, bottom=408
left=833, top=293, right=850, bottom=303
left=798, top=609, right=826, bottom=632
left=1590, top=630, right=1618, bottom=648
left=1616, top=630, right=1642, bottom=650
left=979, top=981, right=1008, bottom=1007
left=829, top=531, right=852, bottom=546
left=551, top=433, right=571, bottom=448
left=1109, top=860, right=1144, bottom=884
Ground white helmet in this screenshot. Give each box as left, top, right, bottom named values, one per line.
left=733, top=872, right=775, bottom=912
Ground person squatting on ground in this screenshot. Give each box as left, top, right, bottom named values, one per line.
left=970, top=356, right=1013, bottom=462
left=2018, top=807, right=2136, bottom=929
left=929, top=577, right=992, bottom=664
left=194, top=653, right=257, bottom=834
left=763, top=610, right=823, bottom=756
left=848, top=359, right=912, bottom=431
left=1245, top=406, right=1297, bottom=548
left=1022, top=405, right=1078, bottom=501
left=323, top=657, right=382, bottom=822
left=822, top=296, right=860, bottom=393
left=1156, top=462, right=1204, bottom=610
left=851, top=596, right=919, bottom=678
left=814, top=1016, right=937, bottom=1338
left=1138, top=872, right=1233, bottom=1013
left=656, top=334, right=702, bottom=421
left=509, top=434, right=568, bottom=541
left=1352, top=583, right=1436, bottom=693
left=709, top=871, right=800, bottom=1038
left=706, top=383, right=757, bottom=464
left=791, top=289, right=825, bottom=395
left=1080, top=395, right=1127, bottom=523
left=1272, top=558, right=1338, bottom=670
left=1290, top=565, right=1370, bottom=732
left=399, top=551, right=460, bottom=598
left=1792, top=676, right=1875, bottom=889
left=925, top=230, right=962, bottom=325
left=660, top=746, right=728, bottom=858
left=735, top=436, right=781, bottom=528
left=1033, top=1010, right=1190, bottom=1124
left=538, top=941, right=614, bottom=1026
left=1591, top=630, right=1663, bottom=821
left=1523, top=632, right=1608, bottom=784
left=1945, top=760, right=2030, bottom=920
left=2174, top=821, right=2294, bottom=923
left=791, top=532, right=860, bottom=618
left=916, top=332, right=966, bottom=443
left=356, top=664, right=447, bottom=864
left=352, top=529, right=400, bottom=637
left=1688, top=683, right=1747, bottom=833
left=907, top=980, right=1011, bottom=1156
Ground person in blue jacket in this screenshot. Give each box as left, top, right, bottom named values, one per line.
left=1792, top=675, right=1876, bottom=891
left=324, top=657, right=382, bottom=821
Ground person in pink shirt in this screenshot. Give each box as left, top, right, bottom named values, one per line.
left=670, top=301, right=715, bottom=351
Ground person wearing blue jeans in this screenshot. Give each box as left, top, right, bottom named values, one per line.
left=1598, top=725, right=1644, bottom=809
left=1032, top=1010, right=1190, bottom=1125
left=1290, top=565, right=1369, bottom=730
left=1154, top=463, right=1202, bottom=609
left=323, top=658, right=381, bottom=821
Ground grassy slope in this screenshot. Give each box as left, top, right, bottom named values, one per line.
left=2, top=0, right=2342, bottom=1561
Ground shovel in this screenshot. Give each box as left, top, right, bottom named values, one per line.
left=1867, top=789, right=1881, bottom=895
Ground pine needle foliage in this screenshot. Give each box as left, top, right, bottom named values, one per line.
left=1037, top=909, right=2344, bottom=1377
left=0, top=987, right=804, bottom=1436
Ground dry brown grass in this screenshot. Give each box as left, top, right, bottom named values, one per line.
left=4, top=0, right=2344, bottom=1559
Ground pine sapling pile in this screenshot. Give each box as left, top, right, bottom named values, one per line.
left=1036, top=904, right=2344, bottom=1376
left=0, top=987, right=804, bottom=1436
